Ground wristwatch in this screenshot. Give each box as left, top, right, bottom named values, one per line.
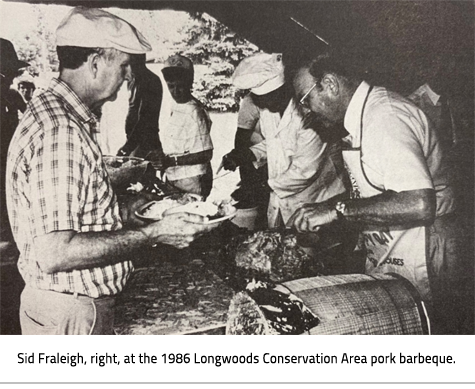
left=334, top=201, right=346, bottom=220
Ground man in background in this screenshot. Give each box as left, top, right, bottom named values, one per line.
left=1, top=38, right=28, bottom=242
left=153, top=54, right=214, bottom=199
left=222, top=53, right=346, bottom=228
left=230, top=92, right=270, bottom=229
left=117, top=54, right=163, bottom=158
left=0, top=38, right=29, bottom=334
left=17, top=78, right=36, bottom=104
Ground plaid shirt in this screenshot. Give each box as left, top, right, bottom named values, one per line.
left=6, top=78, right=133, bottom=298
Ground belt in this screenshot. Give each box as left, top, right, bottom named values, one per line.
left=61, top=291, right=111, bottom=300
left=62, top=291, right=91, bottom=298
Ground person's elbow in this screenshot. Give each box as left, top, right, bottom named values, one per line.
left=33, top=231, right=76, bottom=274
left=35, top=248, right=62, bottom=274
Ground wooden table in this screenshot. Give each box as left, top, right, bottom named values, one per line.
left=114, top=242, right=235, bottom=335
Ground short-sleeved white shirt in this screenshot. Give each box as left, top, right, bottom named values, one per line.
left=237, top=94, right=263, bottom=144
left=343, top=81, right=455, bottom=216
left=160, top=98, right=213, bottom=180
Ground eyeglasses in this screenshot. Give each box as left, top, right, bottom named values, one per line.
left=299, top=83, right=317, bottom=107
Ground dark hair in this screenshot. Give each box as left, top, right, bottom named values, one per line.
left=18, top=81, right=35, bottom=89
left=307, top=50, right=364, bottom=90
left=56, top=46, right=117, bottom=71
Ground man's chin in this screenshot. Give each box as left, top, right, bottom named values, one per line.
left=107, top=92, right=119, bottom=102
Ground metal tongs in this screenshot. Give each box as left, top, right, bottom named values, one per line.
left=213, top=160, right=235, bottom=181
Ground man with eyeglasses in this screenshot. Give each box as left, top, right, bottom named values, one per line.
left=221, top=53, right=346, bottom=229
left=290, top=51, right=468, bottom=334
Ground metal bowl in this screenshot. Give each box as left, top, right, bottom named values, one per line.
left=103, top=156, right=149, bottom=189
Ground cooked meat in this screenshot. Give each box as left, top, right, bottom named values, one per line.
left=233, top=230, right=322, bottom=282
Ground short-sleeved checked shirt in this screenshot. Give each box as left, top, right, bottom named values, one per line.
left=6, top=78, right=133, bottom=298
left=160, top=97, right=213, bottom=181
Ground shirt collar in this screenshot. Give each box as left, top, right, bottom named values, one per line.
left=421, top=83, right=441, bottom=105
left=48, top=78, right=100, bottom=131
left=343, top=81, right=371, bottom=146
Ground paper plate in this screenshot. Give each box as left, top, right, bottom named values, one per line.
left=136, top=198, right=236, bottom=223
left=135, top=199, right=178, bottom=221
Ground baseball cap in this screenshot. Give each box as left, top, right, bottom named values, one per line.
left=162, top=55, right=194, bottom=81
left=232, top=53, right=285, bottom=95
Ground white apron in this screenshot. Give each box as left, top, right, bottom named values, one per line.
left=343, top=87, right=431, bottom=301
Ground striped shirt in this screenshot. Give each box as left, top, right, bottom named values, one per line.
left=6, top=78, right=133, bottom=298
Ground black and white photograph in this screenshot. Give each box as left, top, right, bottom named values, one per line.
left=1, top=0, right=474, bottom=341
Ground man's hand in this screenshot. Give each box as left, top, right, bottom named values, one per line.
left=287, top=202, right=338, bottom=233
left=222, top=148, right=255, bottom=171
left=143, top=212, right=219, bottom=249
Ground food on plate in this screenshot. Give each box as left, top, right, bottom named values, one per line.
left=140, top=199, right=179, bottom=219
left=127, top=182, right=144, bottom=193
left=137, top=194, right=236, bottom=222
left=164, top=199, right=236, bottom=221
left=165, top=193, right=203, bottom=205
left=214, top=201, right=236, bottom=220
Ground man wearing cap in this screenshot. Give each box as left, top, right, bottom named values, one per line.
left=150, top=54, right=213, bottom=198
left=222, top=53, right=346, bottom=228
left=230, top=93, right=270, bottom=229
left=6, top=8, right=217, bottom=335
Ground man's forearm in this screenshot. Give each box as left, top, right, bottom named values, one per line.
left=290, top=188, right=436, bottom=233
left=35, top=227, right=152, bottom=274
left=34, top=213, right=214, bottom=274
left=235, top=127, right=253, bottom=149
left=341, top=189, right=436, bottom=228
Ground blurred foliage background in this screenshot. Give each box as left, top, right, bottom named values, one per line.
left=1, top=4, right=259, bottom=111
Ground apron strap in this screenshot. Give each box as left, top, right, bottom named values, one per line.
left=359, top=86, right=384, bottom=193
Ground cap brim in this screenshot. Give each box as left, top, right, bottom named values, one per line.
left=250, top=76, right=285, bottom=95
left=162, top=67, right=192, bottom=81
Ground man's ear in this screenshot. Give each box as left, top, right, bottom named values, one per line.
left=87, top=53, right=101, bottom=79
left=321, top=73, right=340, bottom=96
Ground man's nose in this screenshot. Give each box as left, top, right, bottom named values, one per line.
left=124, top=66, right=133, bottom=82
left=299, top=104, right=312, bottom=115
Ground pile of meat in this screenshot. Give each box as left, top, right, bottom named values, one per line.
left=221, top=230, right=324, bottom=335
left=232, top=230, right=323, bottom=283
